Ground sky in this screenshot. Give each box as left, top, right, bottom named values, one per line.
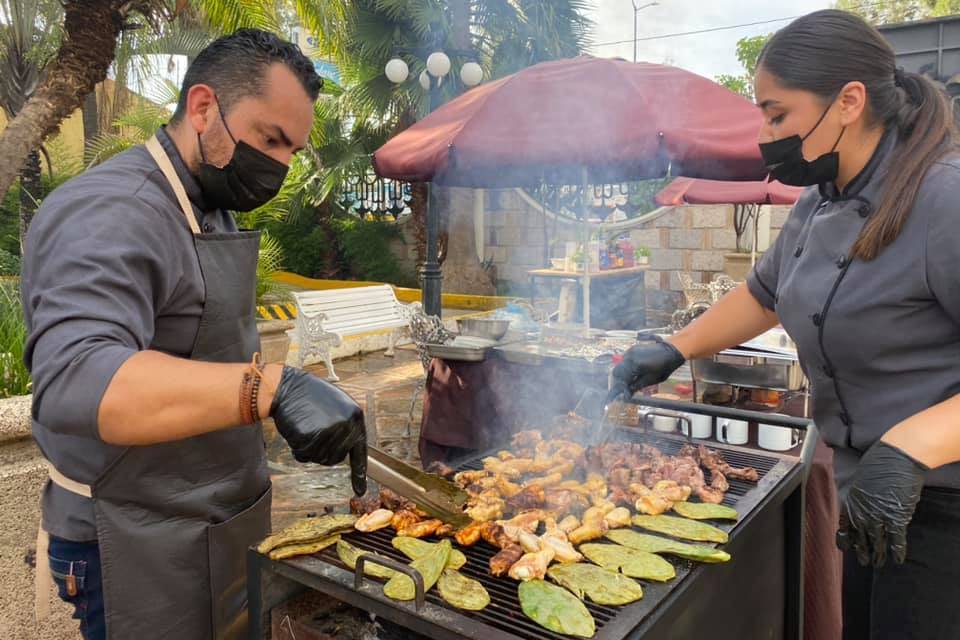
left=585, top=0, right=834, bottom=81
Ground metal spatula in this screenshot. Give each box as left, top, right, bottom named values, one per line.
left=366, top=447, right=472, bottom=527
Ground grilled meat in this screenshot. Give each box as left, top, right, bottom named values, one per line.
left=454, top=522, right=484, bottom=547
left=604, top=507, right=632, bottom=529
left=354, top=509, right=394, bottom=532
left=489, top=544, right=524, bottom=576
left=509, top=547, right=555, bottom=581
left=379, top=488, right=409, bottom=512
left=435, top=523, right=455, bottom=538
left=568, top=521, right=609, bottom=545
left=391, top=509, right=422, bottom=531
left=557, top=515, right=580, bottom=534
left=545, top=489, right=590, bottom=514
left=397, top=519, right=444, bottom=538
left=480, top=522, right=511, bottom=549
left=506, top=485, right=546, bottom=511
left=349, top=494, right=383, bottom=515
left=425, top=461, right=456, bottom=479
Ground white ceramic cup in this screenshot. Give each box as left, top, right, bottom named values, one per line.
left=681, top=413, right=713, bottom=439
left=651, top=414, right=679, bottom=433
left=758, top=424, right=801, bottom=451
left=716, top=418, right=749, bottom=445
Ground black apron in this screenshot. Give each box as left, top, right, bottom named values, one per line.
left=44, top=136, right=271, bottom=639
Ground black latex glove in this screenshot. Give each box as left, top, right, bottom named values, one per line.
left=270, top=367, right=368, bottom=496
left=609, top=335, right=686, bottom=401
left=836, top=441, right=928, bottom=567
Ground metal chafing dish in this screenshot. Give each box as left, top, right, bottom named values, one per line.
left=692, top=348, right=805, bottom=392
left=690, top=328, right=806, bottom=393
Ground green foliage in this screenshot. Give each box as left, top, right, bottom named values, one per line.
left=256, top=230, right=292, bottom=303
left=735, top=35, right=769, bottom=75
left=263, top=213, right=333, bottom=278
left=0, top=250, right=20, bottom=276
left=0, top=150, right=80, bottom=261
left=833, top=0, right=960, bottom=24
left=0, top=279, right=31, bottom=398
left=330, top=216, right=415, bottom=285
left=715, top=33, right=771, bottom=100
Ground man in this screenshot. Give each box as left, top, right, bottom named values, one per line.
left=22, top=29, right=367, bottom=640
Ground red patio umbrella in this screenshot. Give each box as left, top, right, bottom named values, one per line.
left=654, top=177, right=803, bottom=206
left=373, top=56, right=767, bottom=187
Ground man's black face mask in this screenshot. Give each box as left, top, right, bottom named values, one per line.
left=196, top=99, right=288, bottom=212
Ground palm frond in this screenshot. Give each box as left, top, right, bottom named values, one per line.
left=195, top=0, right=283, bottom=34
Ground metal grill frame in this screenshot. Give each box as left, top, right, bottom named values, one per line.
left=248, top=401, right=816, bottom=640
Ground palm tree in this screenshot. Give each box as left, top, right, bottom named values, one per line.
left=296, top=0, right=593, bottom=294
left=0, top=0, right=296, bottom=219
left=0, top=1, right=178, bottom=206
left=0, top=0, right=64, bottom=244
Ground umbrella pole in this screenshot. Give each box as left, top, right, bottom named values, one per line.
left=422, top=183, right=443, bottom=317
left=581, top=167, right=591, bottom=336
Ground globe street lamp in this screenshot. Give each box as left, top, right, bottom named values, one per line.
left=384, top=49, right=483, bottom=316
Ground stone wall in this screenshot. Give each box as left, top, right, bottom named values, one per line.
left=388, top=188, right=791, bottom=326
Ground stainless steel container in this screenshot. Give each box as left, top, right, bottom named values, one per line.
left=691, top=349, right=805, bottom=392
left=456, top=317, right=511, bottom=340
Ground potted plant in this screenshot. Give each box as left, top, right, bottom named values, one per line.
left=634, top=246, right=651, bottom=266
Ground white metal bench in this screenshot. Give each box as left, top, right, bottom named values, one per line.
left=286, top=285, right=414, bottom=381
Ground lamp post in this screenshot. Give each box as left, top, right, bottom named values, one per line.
left=385, top=50, right=483, bottom=316
left=632, top=1, right=659, bottom=63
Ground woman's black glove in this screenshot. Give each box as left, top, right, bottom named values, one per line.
left=270, top=366, right=367, bottom=495
left=836, top=441, right=927, bottom=567
left=609, top=336, right=685, bottom=401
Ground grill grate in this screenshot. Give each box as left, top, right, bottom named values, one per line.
left=311, top=430, right=786, bottom=640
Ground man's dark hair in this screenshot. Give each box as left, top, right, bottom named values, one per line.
left=171, top=28, right=321, bottom=123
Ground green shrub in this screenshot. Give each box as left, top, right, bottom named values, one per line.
left=263, top=214, right=333, bottom=279
left=0, top=280, right=31, bottom=398
left=266, top=212, right=416, bottom=287
left=0, top=250, right=20, bottom=276
left=330, top=217, right=416, bottom=287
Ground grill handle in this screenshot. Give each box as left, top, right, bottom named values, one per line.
left=354, top=554, right=426, bottom=611
left=629, top=396, right=812, bottom=430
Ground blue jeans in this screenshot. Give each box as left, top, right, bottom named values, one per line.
left=48, top=536, right=105, bottom=640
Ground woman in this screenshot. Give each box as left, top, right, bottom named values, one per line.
left=611, top=10, right=960, bottom=640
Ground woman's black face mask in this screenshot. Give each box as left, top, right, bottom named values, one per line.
left=759, top=100, right=845, bottom=187
left=196, top=99, right=289, bottom=212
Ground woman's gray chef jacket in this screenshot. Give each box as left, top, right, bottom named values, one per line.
left=747, top=130, right=960, bottom=494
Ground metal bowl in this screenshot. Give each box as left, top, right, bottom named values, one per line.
left=456, top=317, right=511, bottom=341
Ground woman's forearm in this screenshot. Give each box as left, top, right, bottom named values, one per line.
left=667, top=283, right=780, bottom=359
left=883, top=394, right=960, bottom=468
left=97, top=350, right=283, bottom=445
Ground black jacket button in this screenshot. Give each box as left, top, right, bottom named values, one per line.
left=794, top=246, right=803, bottom=257
left=203, top=222, right=214, bottom=233
left=812, top=312, right=822, bottom=326
left=822, top=364, right=834, bottom=377
left=836, top=255, right=847, bottom=268
left=858, top=203, right=871, bottom=218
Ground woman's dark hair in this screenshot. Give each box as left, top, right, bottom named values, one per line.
left=171, top=29, right=321, bottom=124
left=758, top=9, right=958, bottom=261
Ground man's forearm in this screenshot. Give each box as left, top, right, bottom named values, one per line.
left=667, top=283, right=780, bottom=360
left=97, top=350, right=283, bottom=445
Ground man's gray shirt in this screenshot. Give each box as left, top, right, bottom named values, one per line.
left=22, top=128, right=238, bottom=541
left=747, top=130, right=960, bottom=494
